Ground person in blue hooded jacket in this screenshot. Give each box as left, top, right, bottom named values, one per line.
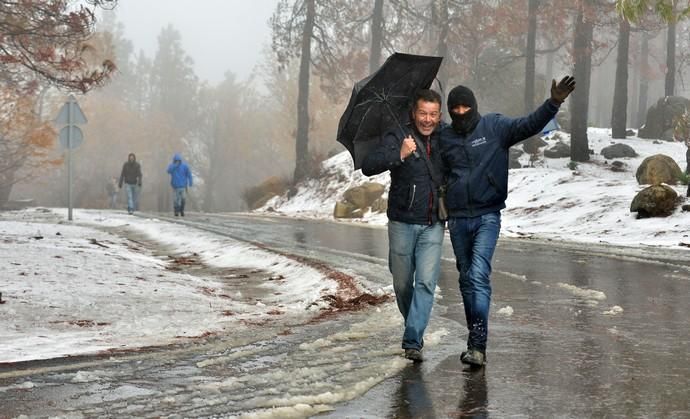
left=440, top=76, right=575, bottom=366
left=166, top=153, right=193, bottom=216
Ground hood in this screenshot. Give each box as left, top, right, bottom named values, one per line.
left=172, top=153, right=183, bottom=163
left=128, top=153, right=136, bottom=162
left=447, top=85, right=481, bottom=135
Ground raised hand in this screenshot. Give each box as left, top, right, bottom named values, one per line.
left=551, top=76, right=576, bottom=104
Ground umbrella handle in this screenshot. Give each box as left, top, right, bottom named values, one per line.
left=384, top=101, right=420, bottom=159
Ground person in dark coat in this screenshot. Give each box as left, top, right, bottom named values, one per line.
left=440, top=76, right=576, bottom=366
left=118, top=153, right=142, bottom=214
left=361, top=89, right=445, bottom=362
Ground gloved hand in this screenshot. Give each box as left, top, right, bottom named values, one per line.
left=551, top=76, right=576, bottom=104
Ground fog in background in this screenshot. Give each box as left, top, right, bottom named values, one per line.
left=8, top=1, right=690, bottom=214
left=112, top=0, right=277, bottom=84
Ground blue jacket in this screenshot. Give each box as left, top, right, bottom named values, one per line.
left=167, top=153, right=193, bottom=189
left=440, top=99, right=559, bottom=217
left=362, top=124, right=445, bottom=225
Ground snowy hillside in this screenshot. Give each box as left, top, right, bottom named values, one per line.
left=259, top=128, right=690, bottom=248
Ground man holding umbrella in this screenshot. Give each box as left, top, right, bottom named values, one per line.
left=361, top=89, right=445, bottom=362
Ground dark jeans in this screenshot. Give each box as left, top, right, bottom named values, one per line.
left=447, top=212, right=501, bottom=352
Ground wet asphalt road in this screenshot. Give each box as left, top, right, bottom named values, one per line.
left=2, top=213, right=690, bottom=418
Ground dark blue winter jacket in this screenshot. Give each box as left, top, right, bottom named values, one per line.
left=167, top=153, right=193, bottom=189
left=361, top=124, right=445, bottom=225
left=440, top=99, right=559, bottom=217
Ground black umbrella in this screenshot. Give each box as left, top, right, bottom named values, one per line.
left=337, top=52, right=443, bottom=169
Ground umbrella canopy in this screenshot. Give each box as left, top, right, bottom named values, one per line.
left=336, top=53, right=443, bottom=169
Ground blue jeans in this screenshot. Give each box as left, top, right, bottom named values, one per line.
left=173, top=188, right=186, bottom=213
left=125, top=184, right=139, bottom=212
left=448, top=212, right=501, bottom=352
left=388, top=220, right=444, bottom=350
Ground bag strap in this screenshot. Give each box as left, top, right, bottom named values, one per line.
left=410, top=133, right=443, bottom=188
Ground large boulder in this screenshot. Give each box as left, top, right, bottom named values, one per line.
left=635, top=154, right=682, bottom=185
left=370, top=197, right=388, bottom=213
left=243, top=176, right=288, bottom=210
left=630, top=184, right=680, bottom=218
left=610, top=161, right=627, bottom=172
left=544, top=141, right=571, bottom=158
left=343, top=182, right=385, bottom=209
left=333, top=201, right=363, bottom=219
left=509, top=148, right=523, bottom=169
left=521, top=136, right=548, bottom=154
left=601, top=143, right=638, bottom=159
left=334, top=182, right=386, bottom=219
left=639, top=96, right=690, bottom=139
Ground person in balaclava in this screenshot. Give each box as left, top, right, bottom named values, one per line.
left=118, top=153, right=142, bottom=214
left=166, top=153, right=193, bottom=216
left=440, top=76, right=576, bottom=366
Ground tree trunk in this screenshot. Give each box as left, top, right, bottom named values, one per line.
left=369, top=0, right=384, bottom=74
left=203, top=118, right=222, bottom=212
left=611, top=18, right=630, bottom=139
left=629, top=32, right=640, bottom=127
left=637, top=33, right=649, bottom=127
left=293, top=0, right=315, bottom=184
left=570, top=5, right=593, bottom=162
left=524, top=0, right=538, bottom=113
left=665, top=21, right=676, bottom=97
left=434, top=0, right=449, bottom=121
left=0, top=175, right=14, bottom=208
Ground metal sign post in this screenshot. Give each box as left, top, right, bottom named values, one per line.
left=55, top=94, right=87, bottom=221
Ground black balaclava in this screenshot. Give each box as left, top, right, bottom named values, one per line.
left=447, top=85, right=481, bottom=136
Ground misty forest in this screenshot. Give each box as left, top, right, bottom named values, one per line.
left=1, top=0, right=688, bottom=213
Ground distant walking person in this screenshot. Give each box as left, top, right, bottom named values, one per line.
left=106, top=176, right=118, bottom=209
left=167, top=153, right=193, bottom=216
left=119, top=153, right=142, bottom=214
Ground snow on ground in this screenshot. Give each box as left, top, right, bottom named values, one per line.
left=3, top=128, right=689, bottom=364
left=0, top=209, right=368, bottom=363
left=260, top=128, right=690, bottom=249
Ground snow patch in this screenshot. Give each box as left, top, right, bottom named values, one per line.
left=603, top=305, right=624, bottom=316
left=557, top=283, right=607, bottom=302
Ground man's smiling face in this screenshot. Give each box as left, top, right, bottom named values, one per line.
left=413, top=99, right=441, bottom=136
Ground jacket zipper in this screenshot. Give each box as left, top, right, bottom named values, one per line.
left=461, top=136, right=474, bottom=216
